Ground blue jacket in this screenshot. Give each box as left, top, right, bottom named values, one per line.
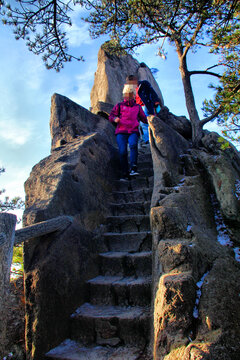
left=137, top=80, right=160, bottom=115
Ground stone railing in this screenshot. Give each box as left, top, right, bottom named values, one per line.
left=14, top=215, right=73, bottom=245
left=0, top=213, right=73, bottom=358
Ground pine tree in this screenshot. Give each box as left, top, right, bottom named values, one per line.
left=83, top=0, right=240, bottom=146
left=0, top=167, right=24, bottom=212
left=1, top=0, right=239, bottom=145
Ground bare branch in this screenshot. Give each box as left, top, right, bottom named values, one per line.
left=189, top=70, right=221, bottom=78
left=182, top=17, right=205, bottom=59
left=201, top=106, right=223, bottom=126
left=200, top=82, right=240, bottom=126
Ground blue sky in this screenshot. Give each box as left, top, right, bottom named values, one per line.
left=0, top=7, right=224, bottom=221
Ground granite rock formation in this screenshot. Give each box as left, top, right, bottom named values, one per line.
left=90, top=45, right=164, bottom=114
left=23, top=96, right=119, bottom=359
left=148, top=114, right=240, bottom=359
left=50, top=93, right=116, bottom=151
left=22, top=46, right=240, bottom=360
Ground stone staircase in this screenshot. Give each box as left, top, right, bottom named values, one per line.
left=45, top=146, right=153, bottom=359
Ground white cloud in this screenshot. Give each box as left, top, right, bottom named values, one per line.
left=0, top=164, right=31, bottom=199
left=0, top=118, right=33, bottom=146
left=67, top=22, right=93, bottom=47
left=67, top=67, right=95, bottom=108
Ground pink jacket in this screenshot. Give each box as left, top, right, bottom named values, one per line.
left=109, top=99, right=148, bottom=135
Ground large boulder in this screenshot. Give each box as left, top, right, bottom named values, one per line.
left=22, top=45, right=240, bottom=360
left=23, top=95, right=119, bottom=360
left=90, top=45, right=164, bottom=114
left=150, top=115, right=240, bottom=359
left=197, top=149, right=240, bottom=223
left=0, top=213, right=17, bottom=358
left=148, top=115, right=189, bottom=207
left=50, top=93, right=116, bottom=151
left=158, top=106, right=192, bottom=140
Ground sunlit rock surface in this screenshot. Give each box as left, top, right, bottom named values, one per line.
left=90, top=45, right=164, bottom=114
left=149, top=115, right=240, bottom=359
left=22, top=46, right=240, bottom=360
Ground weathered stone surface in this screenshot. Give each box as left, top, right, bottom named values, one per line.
left=162, top=257, right=240, bottom=360
left=148, top=115, right=189, bottom=207
left=90, top=45, right=164, bottom=114
left=106, top=215, right=150, bottom=233
left=110, top=201, right=151, bottom=216
left=112, top=188, right=152, bottom=204
left=149, top=109, right=240, bottom=359
left=153, top=272, right=196, bottom=359
left=0, top=213, right=17, bottom=358
left=195, top=257, right=240, bottom=359
left=91, top=101, right=114, bottom=118
left=23, top=97, right=120, bottom=359
left=50, top=93, right=116, bottom=151
left=22, top=46, right=240, bottom=360
left=99, top=251, right=152, bottom=277
left=15, top=215, right=73, bottom=245
left=158, top=106, right=192, bottom=140
left=104, top=231, right=152, bottom=252
left=87, top=275, right=151, bottom=306
left=71, top=303, right=150, bottom=348
left=197, top=149, right=240, bottom=223
left=45, top=339, right=147, bottom=360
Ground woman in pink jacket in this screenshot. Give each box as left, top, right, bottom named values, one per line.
left=109, top=85, right=148, bottom=180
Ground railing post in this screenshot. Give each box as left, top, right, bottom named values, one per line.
left=0, top=213, right=17, bottom=358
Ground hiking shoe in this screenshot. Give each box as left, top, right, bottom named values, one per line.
left=129, top=169, right=139, bottom=176
left=119, top=176, right=129, bottom=182
left=140, top=141, right=149, bottom=147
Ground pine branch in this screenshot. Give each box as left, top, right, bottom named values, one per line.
left=189, top=70, right=221, bottom=78
left=200, top=82, right=240, bottom=126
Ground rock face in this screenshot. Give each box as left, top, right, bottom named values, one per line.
left=22, top=46, right=240, bottom=360
left=0, top=213, right=17, bottom=358
left=90, top=45, right=164, bottom=114
left=50, top=93, right=116, bottom=151
left=23, top=95, right=119, bottom=359
left=148, top=115, right=240, bottom=359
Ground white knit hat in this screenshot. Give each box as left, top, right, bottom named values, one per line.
left=122, top=84, right=136, bottom=95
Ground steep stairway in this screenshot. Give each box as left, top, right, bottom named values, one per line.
left=45, top=146, right=153, bottom=360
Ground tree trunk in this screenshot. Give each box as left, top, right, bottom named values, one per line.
left=0, top=213, right=17, bottom=358
left=175, top=40, right=203, bottom=146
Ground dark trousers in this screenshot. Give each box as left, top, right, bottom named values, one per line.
left=116, top=133, right=139, bottom=176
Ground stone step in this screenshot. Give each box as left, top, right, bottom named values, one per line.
left=112, top=188, right=152, bottom=204
left=45, top=339, right=148, bottom=360
left=106, top=215, right=150, bottom=233
left=70, top=303, right=150, bottom=347
left=104, top=231, right=152, bottom=252
left=87, top=275, right=152, bottom=306
left=137, top=160, right=153, bottom=170
left=99, top=251, right=152, bottom=277
left=135, top=167, right=153, bottom=177
left=110, top=201, right=151, bottom=216
left=137, top=152, right=152, bottom=163
left=114, top=176, right=153, bottom=192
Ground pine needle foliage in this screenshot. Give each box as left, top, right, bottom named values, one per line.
left=0, top=167, right=24, bottom=213
left=0, top=1, right=239, bottom=144
left=83, top=0, right=240, bottom=145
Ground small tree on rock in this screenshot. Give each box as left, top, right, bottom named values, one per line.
left=0, top=167, right=24, bottom=213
